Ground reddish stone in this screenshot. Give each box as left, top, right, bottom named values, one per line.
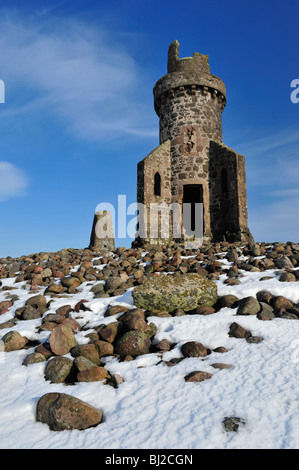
left=74, top=300, right=90, bottom=312
left=94, top=340, right=114, bottom=357
left=184, top=371, right=212, bottom=382
left=77, top=366, right=109, bottom=382
left=2, top=331, right=28, bottom=351
left=0, top=301, right=13, bottom=311
left=191, top=306, right=215, bottom=315
left=70, top=344, right=101, bottom=365
left=181, top=341, right=209, bottom=357
left=49, top=325, right=77, bottom=355
left=52, top=270, right=64, bottom=278
left=36, top=393, right=103, bottom=431
left=60, top=317, right=81, bottom=332
left=99, top=323, right=119, bottom=343
left=228, top=322, right=251, bottom=339
left=56, top=305, right=72, bottom=316
left=0, top=307, right=9, bottom=315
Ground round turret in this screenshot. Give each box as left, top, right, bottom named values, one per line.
left=153, top=40, right=226, bottom=145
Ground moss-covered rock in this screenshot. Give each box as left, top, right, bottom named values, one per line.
left=115, top=330, right=151, bottom=357
left=2, top=330, right=28, bottom=351
left=45, top=356, right=73, bottom=384
left=132, top=273, right=217, bottom=312
left=36, top=393, right=103, bottom=431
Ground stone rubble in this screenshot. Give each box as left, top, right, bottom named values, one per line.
left=0, top=240, right=299, bottom=431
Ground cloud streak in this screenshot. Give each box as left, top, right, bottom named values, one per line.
left=0, top=10, right=157, bottom=142
left=0, top=161, right=29, bottom=201
left=227, top=126, right=299, bottom=190
left=237, top=128, right=299, bottom=156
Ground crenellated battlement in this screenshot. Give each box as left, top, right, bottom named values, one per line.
left=167, top=40, right=210, bottom=75
left=154, top=40, right=226, bottom=120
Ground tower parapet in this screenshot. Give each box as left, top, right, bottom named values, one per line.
left=153, top=41, right=226, bottom=146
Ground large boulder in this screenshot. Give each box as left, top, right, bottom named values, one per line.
left=275, top=255, right=294, bottom=269
left=20, top=305, right=42, bottom=320
left=181, top=341, right=210, bottom=358
left=2, top=331, right=28, bottom=351
left=49, top=325, right=77, bottom=355
left=45, top=283, right=64, bottom=295
left=237, top=296, right=261, bottom=315
left=45, top=357, right=73, bottom=383
left=74, top=356, right=98, bottom=372
left=36, top=393, right=103, bottom=431
left=104, top=277, right=124, bottom=293
left=218, top=295, right=240, bottom=309
left=23, top=352, right=47, bottom=366
left=94, top=340, right=114, bottom=357
left=77, top=366, right=109, bottom=382
left=70, top=344, right=101, bottom=365
left=132, top=273, right=217, bottom=312
left=115, top=330, right=151, bottom=357
left=271, top=296, right=293, bottom=311
left=25, top=295, right=47, bottom=310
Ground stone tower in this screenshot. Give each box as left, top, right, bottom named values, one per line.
left=136, top=40, right=253, bottom=247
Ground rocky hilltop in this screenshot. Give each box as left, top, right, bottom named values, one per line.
left=0, top=241, right=299, bottom=435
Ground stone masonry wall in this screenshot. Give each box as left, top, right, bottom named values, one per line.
left=209, top=141, right=253, bottom=243
left=153, top=83, right=225, bottom=238
left=137, top=141, right=173, bottom=244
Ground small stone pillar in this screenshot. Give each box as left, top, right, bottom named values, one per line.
left=89, top=210, right=115, bottom=251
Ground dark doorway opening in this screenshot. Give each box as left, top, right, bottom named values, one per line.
left=183, top=184, right=204, bottom=236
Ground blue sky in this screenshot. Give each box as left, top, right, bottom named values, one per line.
left=0, top=0, right=298, bottom=257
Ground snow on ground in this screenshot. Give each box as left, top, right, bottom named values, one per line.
left=1, top=257, right=299, bottom=449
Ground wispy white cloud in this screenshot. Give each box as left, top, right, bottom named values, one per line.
left=227, top=126, right=299, bottom=190
left=237, top=127, right=299, bottom=156
left=0, top=10, right=157, bottom=142
left=0, top=161, right=29, bottom=201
